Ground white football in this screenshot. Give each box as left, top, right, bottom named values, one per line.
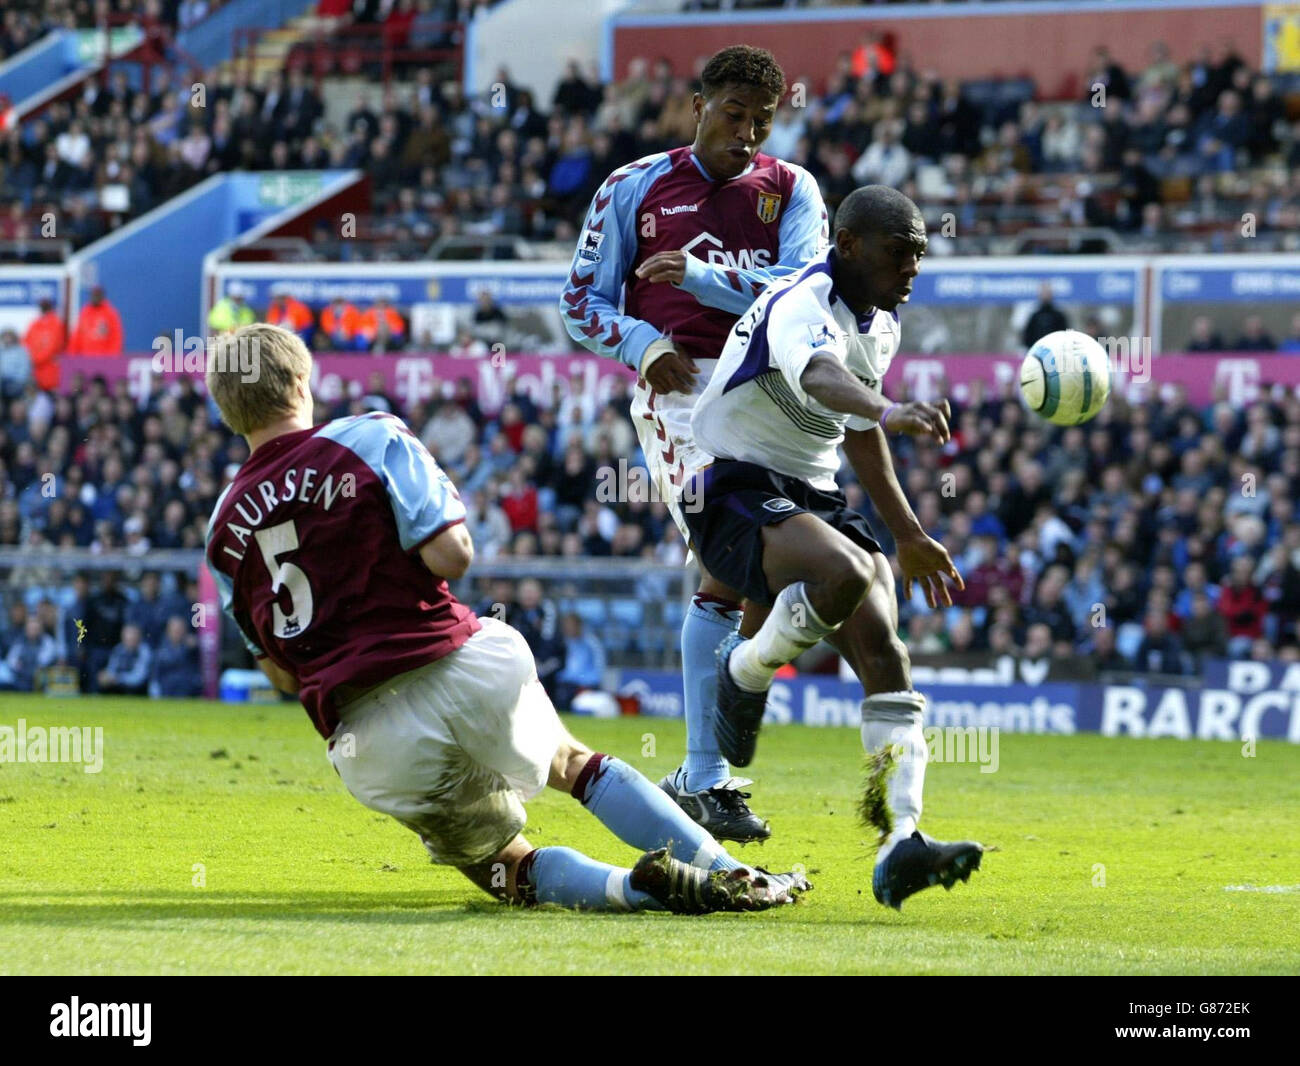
left=1019, top=329, right=1112, bottom=426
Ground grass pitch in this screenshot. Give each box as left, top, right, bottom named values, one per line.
left=2, top=695, right=1297, bottom=975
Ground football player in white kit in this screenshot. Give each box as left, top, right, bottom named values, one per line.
left=685, top=186, right=985, bottom=910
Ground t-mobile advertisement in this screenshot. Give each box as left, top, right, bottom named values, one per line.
left=59, top=351, right=1300, bottom=411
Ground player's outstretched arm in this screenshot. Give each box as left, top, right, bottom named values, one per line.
left=800, top=358, right=951, bottom=444
left=418, top=522, right=474, bottom=581
left=671, top=256, right=804, bottom=316
left=669, top=164, right=829, bottom=314
left=843, top=426, right=965, bottom=610
left=798, top=356, right=889, bottom=424
left=843, top=426, right=924, bottom=541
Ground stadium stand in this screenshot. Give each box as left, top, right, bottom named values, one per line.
left=5, top=349, right=1300, bottom=696
left=5, top=10, right=1300, bottom=269
left=4, top=2, right=1300, bottom=698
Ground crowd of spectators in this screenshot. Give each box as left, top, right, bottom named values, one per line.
left=0, top=1, right=101, bottom=62
left=1, top=0, right=254, bottom=60
left=1186, top=313, right=1300, bottom=353
left=0, top=566, right=202, bottom=696
left=882, top=376, right=1300, bottom=675
left=205, top=286, right=513, bottom=353
left=0, top=0, right=498, bottom=62
left=305, top=37, right=1300, bottom=258
left=0, top=1, right=491, bottom=259
left=5, top=354, right=1300, bottom=694
left=6, top=18, right=1300, bottom=263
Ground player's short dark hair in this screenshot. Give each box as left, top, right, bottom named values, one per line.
left=700, top=45, right=786, bottom=101
left=835, top=185, right=923, bottom=239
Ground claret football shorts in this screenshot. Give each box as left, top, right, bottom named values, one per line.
left=326, top=618, right=563, bottom=866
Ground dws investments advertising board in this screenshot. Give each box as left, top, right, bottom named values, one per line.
left=614, top=660, right=1300, bottom=743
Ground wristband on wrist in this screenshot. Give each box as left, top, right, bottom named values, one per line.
left=638, top=337, right=677, bottom=377
left=881, top=403, right=897, bottom=433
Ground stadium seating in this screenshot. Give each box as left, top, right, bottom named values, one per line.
left=5, top=6, right=1299, bottom=267
left=6, top=351, right=1299, bottom=695
left=5, top=2, right=1300, bottom=697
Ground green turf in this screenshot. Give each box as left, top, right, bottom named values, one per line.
left=2, top=695, right=1297, bottom=975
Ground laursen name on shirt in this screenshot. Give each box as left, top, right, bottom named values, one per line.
left=218, top=466, right=356, bottom=561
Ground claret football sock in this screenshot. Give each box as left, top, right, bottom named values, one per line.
left=571, top=753, right=743, bottom=872
left=860, top=691, right=928, bottom=861
left=516, top=847, right=659, bottom=911
left=681, top=594, right=741, bottom=791
left=729, top=582, right=839, bottom=693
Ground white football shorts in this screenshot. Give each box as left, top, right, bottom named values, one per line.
left=326, top=617, right=563, bottom=866
left=629, top=360, right=717, bottom=544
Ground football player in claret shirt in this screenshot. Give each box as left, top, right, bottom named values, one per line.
left=204, top=324, right=809, bottom=914
left=561, top=45, right=828, bottom=842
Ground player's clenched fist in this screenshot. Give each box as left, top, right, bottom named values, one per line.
left=884, top=399, right=951, bottom=444
left=640, top=337, right=700, bottom=394
left=635, top=250, right=688, bottom=286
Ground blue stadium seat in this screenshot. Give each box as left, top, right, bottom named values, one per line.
left=600, top=598, right=645, bottom=654
left=573, top=598, right=607, bottom=628
left=609, top=599, right=644, bottom=628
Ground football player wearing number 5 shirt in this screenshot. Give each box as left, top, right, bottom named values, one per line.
left=561, top=46, right=828, bottom=842
left=203, top=324, right=810, bottom=915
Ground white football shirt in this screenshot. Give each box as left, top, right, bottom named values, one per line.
left=691, top=249, right=901, bottom=490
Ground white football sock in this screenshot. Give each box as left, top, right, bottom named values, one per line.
left=729, top=582, right=840, bottom=693
left=861, top=690, right=928, bottom=862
